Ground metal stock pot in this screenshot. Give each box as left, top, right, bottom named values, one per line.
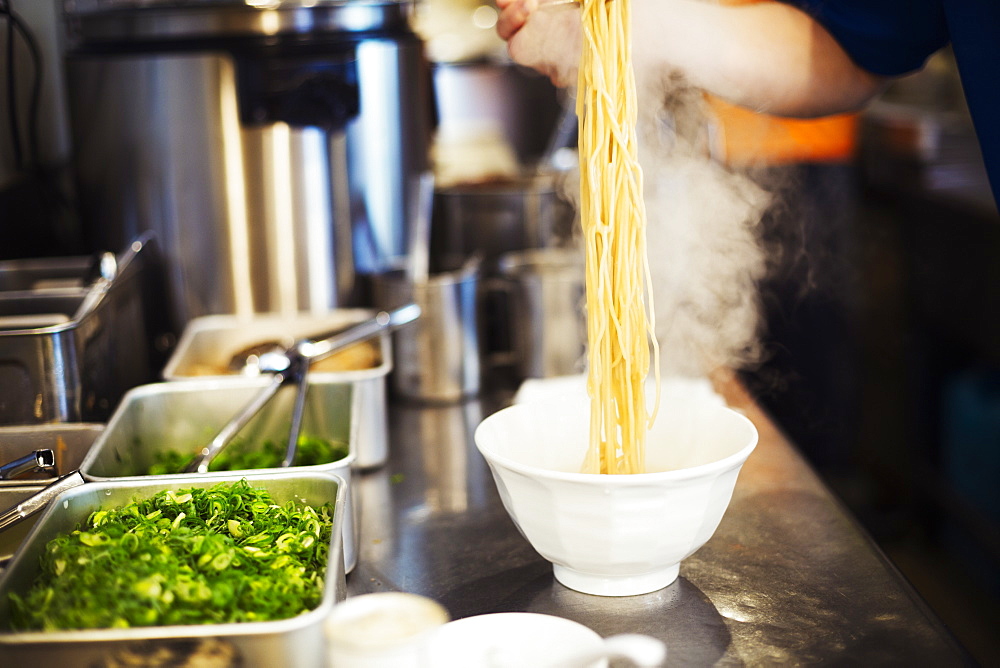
left=63, top=0, right=434, bottom=325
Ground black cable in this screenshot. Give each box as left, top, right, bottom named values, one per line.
left=1, top=0, right=43, bottom=171
left=1, top=1, right=24, bottom=171
left=0, top=1, right=81, bottom=258
left=13, top=2, right=42, bottom=168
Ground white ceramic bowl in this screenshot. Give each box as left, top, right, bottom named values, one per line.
left=474, top=394, right=758, bottom=596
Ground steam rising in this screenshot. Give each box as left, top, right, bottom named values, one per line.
left=635, top=71, right=770, bottom=377
left=512, top=2, right=774, bottom=377
left=557, top=70, right=771, bottom=377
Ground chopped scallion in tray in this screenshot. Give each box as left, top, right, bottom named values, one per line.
left=8, top=479, right=335, bottom=630
left=145, top=435, right=349, bottom=475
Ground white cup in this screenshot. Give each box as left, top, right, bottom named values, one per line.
left=325, top=593, right=450, bottom=668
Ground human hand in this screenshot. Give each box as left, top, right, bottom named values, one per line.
left=496, top=0, right=581, bottom=87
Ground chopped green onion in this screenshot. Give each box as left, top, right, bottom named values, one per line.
left=8, top=479, right=335, bottom=631
left=145, top=435, right=349, bottom=476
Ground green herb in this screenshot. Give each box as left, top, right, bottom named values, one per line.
left=8, top=479, right=335, bottom=630
left=145, top=435, right=349, bottom=475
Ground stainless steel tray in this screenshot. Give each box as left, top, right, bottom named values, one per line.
left=163, top=309, right=392, bottom=469
left=0, top=472, right=347, bottom=668
left=0, top=486, right=45, bottom=567
left=0, top=235, right=174, bottom=424
left=0, top=425, right=105, bottom=564
left=0, top=256, right=91, bottom=293
left=79, top=378, right=360, bottom=572
left=0, top=424, right=104, bottom=488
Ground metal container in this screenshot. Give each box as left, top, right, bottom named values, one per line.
left=0, top=486, right=45, bottom=567
left=0, top=236, right=172, bottom=424
left=494, top=248, right=586, bottom=379
left=63, top=0, right=434, bottom=324
left=430, top=174, right=574, bottom=272
left=79, top=379, right=360, bottom=572
left=0, top=472, right=347, bottom=668
left=0, top=256, right=91, bottom=293
left=372, top=264, right=480, bottom=403
left=0, top=424, right=104, bottom=488
left=162, top=309, right=392, bottom=469
left=0, top=425, right=104, bottom=566
left=0, top=291, right=83, bottom=329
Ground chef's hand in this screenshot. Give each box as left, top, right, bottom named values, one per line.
left=496, top=0, right=581, bottom=87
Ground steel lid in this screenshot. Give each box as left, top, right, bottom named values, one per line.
left=65, top=0, right=411, bottom=13
left=64, top=0, right=416, bottom=44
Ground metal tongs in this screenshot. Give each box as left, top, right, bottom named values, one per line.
left=0, top=451, right=74, bottom=533
left=0, top=448, right=56, bottom=480
left=0, top=449, right=57, bottom=480
left=0, top=470, right=87, bottom=532
left=182, top=303, right=422, bottom=473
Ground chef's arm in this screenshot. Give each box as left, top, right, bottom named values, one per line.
left=497, top=0, right=889, bottom=118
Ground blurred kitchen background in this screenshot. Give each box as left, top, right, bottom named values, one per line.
left=1, top=1, right=998, bottom=663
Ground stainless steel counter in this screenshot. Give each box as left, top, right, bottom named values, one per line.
left=347, top=379, right=973, bottom=665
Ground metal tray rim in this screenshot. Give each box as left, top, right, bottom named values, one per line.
left=0, top=424, right=105, bottom=489
left=162, top=309, right=394, bottom=382
left=76, top=378, right=359, bottom=480
left=0, top=471, right=347, bottom=644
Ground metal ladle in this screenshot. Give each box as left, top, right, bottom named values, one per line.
left=184, top=303, right=421, bottom=473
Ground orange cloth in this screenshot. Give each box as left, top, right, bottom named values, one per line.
left=706, top=0, right=860, bottom=167
left=707, top=100, right=859, bottom=166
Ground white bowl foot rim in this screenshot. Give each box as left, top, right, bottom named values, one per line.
left=553, top=563, right=680, bottom=597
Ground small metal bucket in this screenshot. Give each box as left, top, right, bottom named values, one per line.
left=372, top=262, right=481, bottom=403
left=488, top=248, right=586, bottom=380
left=430, top=174, right=574, bottom=271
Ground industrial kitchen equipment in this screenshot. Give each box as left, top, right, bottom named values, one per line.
left=62, top=0, right=434, bottom=328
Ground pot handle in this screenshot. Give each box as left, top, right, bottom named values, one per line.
left=480, top=276, right=520, bottom=371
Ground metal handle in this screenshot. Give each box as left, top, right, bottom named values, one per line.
left=0, top=449, right=56, bottom=480
left=280, top=303, right=421, bottom=467
left=282, top=360, right=311, bottom=469
left=296, top=303, right=422, bottom=364
left=0, top=470, right=87, bottom=533
left=182, top=372, right=289, bottom=473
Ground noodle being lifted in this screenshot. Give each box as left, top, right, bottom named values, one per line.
left=577, top=0, right=659, bottom=475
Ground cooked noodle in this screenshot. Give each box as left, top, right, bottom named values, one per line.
left=577, top=0, right=659, bottom=474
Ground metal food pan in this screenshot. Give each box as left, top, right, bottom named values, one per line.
left=163, top=309, right=392, bottom=469
left=0, top=235, right=171, bottom=425
left=79, top=378, right=360, bottom=573
left=0, top=425, right=104, bottom=565
left=0, top=256, right=91, bottom=293
left=0, top=486, right=45, bottom=567
left=0, top=291, right=86, bottom=320
left=0, top=423, right=104, bottom=488
left=0, top=471, right=347, bottom=668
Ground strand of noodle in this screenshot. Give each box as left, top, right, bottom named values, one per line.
left=577, top=0, right=657, bottom=475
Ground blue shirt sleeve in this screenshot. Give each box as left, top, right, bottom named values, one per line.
left=783, top=0, right=950, bottom=76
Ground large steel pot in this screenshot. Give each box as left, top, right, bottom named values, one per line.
left=63, top=0, right=434, bottom=328
left=429, top=173, right=575, bottom=272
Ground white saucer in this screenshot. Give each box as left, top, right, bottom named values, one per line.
left=427, top=612, right=606, bottom=668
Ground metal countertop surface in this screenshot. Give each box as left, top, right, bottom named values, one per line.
left=346, top=378, right=973, bottom=666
